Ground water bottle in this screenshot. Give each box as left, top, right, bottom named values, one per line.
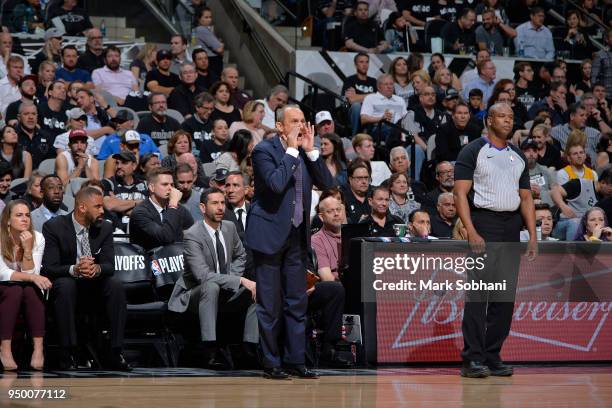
left=100, top=19, right=107, bottom=38
left=21, top=17, right=28, bottom=33
left=536, top=220, right=542, bottom=241
left=489, top=41, right=496, bottom=56
left=518, top=40, right=525, bottom=57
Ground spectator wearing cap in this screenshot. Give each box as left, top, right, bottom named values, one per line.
left=192, top=48, right=218, bottom=91
left=0, top=32, right=31, bottom=79
left=174, top=162, right=203, bottom=222
left=200, top=119, right=229, bottom=164
left=229, top=100, right=268, bottom=145
left=0, top=123, right=32, bottom=179
left=221, top=67, right=252, bottom=110
left=129, top=167, right=194, bottom=250
left=53, top=107, right=96, bottom=155
left=521, top=138, right=556, bottom=207
left=4, top=74, right=38, bottom=125
left=214, top=128, right=253, bottom=173
left=208, top=167, right=229, bottom=190
left=462, top=60, right=497, bottom=105
left=360, top=74, right=407, bottom=141
left=9, top=0, right=44, bottom=34
left=46, top=0, right=93, bottom=36
left=168, top=62, right=205, bottom=118
left=260, top=85, right=289, bottom=130
left=37, top=80, right=68, bottom=137
left=55, top=129, right=99, bottom=186
left=76, top=28, right=105, bottom=73
left=145, top=49, right=180, bottom=97
left=314, top=110, right=354, bottom=159
left=0, top=55, right=24, bottom=118
left=440, top=88, right=460, bottom=116
left=514, top=7, right=555, bottom=60
left=91, top=45, right=139, bottom=106
left=30, top=28, right=64, bottom=74
left=136, top=93, right=181, bottom=145
left=181, top=92, right=214, bottom=152
left=435, top=101, right=482, bottom=163
left=97, top=125, right=160, bottom=161
left=16, top=102, right=56, bottom=168
left=55, top=45, right=93, bottom=87
left=102, top=151, right=148, bottom=232
left=102, top=129, right=144, bottom=178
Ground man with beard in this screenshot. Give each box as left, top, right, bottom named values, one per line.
left=4, top=73, right=38, bottom=125
left=129, top=167, right=194, bottom=251
left=475, top=8, right=516, bottom=56
left=521, top=138, right=556, bottom=207
left=101, top=151, right=147, bottom=232
left=435, top=102, right=482, bottom=163
left=145, top=49, right=180, bottom=96
left=454, top=103, right=537, bottom=378
left=16, top=102, right=56, bottom=168
left=426, top=161, right=455, bottom=208
left=92, top=46, right=139, bottom=107
left=55, top=129, right=100, bottom=186
left=181, top=92, right=215, bottom=151
left=31, top=174, right=68, bottom=232
left=175, top=162, right=203, bottom=222
left=359, top=185, right=403, bottom=236
left=168, top=62, right=205, bottom=118
left=55, top=45, right=93, bottom=87
left=42, top=186, right=130, bottom=371
left=136, top=93, right=181, bottom=145
left=37, top=80, right=68, bottom=137
left=77, top=28, right=105, bottom=73
left=193, top=49, right=218, bottom=91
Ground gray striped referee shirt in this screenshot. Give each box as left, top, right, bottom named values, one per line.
left=455, top=138, right=530, bottom=212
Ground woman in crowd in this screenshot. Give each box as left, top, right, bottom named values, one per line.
left=22, top=171, right=44, bottom=210
left=596, top=133, right=612, bottom=170
left=161, top=130, right=206, bottom=184
left=406, top=52, right=424, bottom=74
left=135, top=153, right=161, bottom=181
left=433, top=68, right=457, bottom=104
left=201, top=119, right=230, bottom=164
left=320, top=133, right=348, bottom=186
left=388, top=172, right=420, bottom=223
left=574, top=59, right=593, bottom=98
left=556, top=10, right=593, bottom=60
left=406, top=70, right=431, bottom=110
left=36, top=61, right=56, bottom=99
left=214, top=129, right=253, bottom=173
left=0, top=125, right=31, bottom=180
left=389, top=57, right=410, bottom=106
left=194, top=6, right=224, bottom=79
left=31, top=31, right=62, bottom=73
left=0, top=200, right=49, bottom=371
left=575, top=207, right=612, bottom=242
left=130, top=43, right=158, bottom=83
left=209, top=81, right=242, bottom=128
left=427, top=53, right=462, bottom=90
left=228, top=100, right=267, bottom=144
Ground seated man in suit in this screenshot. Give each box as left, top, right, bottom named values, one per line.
left=129, top=167, right=194, bottom=251
left=31, top=174, right=68, bottom=232
left=168, top=187, right=258, bottom=368
left=42, top=187, right=129, bottom=370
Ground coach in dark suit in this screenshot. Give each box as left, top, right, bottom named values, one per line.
left=245, top=105, right=335, bottom=379
left=42, top=187, right=129, bottom=371
left=129, top=167, right=194, bottom=251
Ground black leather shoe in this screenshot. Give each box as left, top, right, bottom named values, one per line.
left=487, top=361, right=513, bottom=376
left=207, top=356, right=226, bottom=370
left=58, top=354, right=77, bottom=371
left=460, top=361, right=490, bottom=378
left=263, top=367, right=291, bottom=380
left=285, top=365, right=319, bottom=379
left=320, top=350, right=354, bottom=368
left=108, top=353, right=132, bottom=371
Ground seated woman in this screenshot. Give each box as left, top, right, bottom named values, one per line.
left=161, top=130, right=207, bottom=186
left=214, top=129, right=253, bottom=173
left=228, top=100, right=267, bottom=145
left=135, top=153, right=161, bottom=181
left=0, top=200, right=49, bottom=371
left=320, top=133, right=348, bottom=186
left=575, top=207, right=612, bottom=242
left=387, top=172, right=420, bottom=224
left=0, top=125, right=32, bottom=180
left=209, top=81, right=242, bottom=128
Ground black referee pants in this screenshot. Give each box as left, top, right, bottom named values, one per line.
left=461, top=209, right=523, bottom=364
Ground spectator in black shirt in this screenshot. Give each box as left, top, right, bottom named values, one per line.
left=200, top=118, right=229, bottom=164
left=46, top=0, right=93, bottom=36
left=16, top=102, right=55, bottom=168
left=342, top=53, right=376, bottom=135
left=5, top=74, right=38, bottom=126
left=426, top=161, right=455, bottom=208
left=437, top=0, right=459, bottom=22
left=430, top=192, right=456, bottom=238
left=397, top=0, right=440, bottom=27
left=317, top=0, right=353, bottom=49
left=359, top=185, right=403, bottom=237
left=37, top=80, right=68, bottom=137
left=514, top=62, right=539, bottom=111
left=136, top=93, right=181, bottom=145
left=343, top=1, right=389, bottom=53
left=341, top=158, right=371, bottom=224
left=76, top=28, right=105, bottom=73
left=441, top=7, right=476, bottom=54
left=30, top=27, right=63, bottom=74
left=530, top=123, right=563, bottom=170
left=168, top=62, right=205, bottom=118
left=181, top=91, right=214, bottom=151
left=145, top=49, right=180, bottom=97
left=192, top=48, right=218, bottom=91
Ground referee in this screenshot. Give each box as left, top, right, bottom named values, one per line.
left=454, top=103, right=537, bottom=378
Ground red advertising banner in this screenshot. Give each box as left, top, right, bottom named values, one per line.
left=374, top=249, right=612, bottom=362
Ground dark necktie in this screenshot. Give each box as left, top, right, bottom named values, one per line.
left=81, top=229, right=92, bottom=257
left=293, top=159, right=303, bottom=227
left=215, top=230, right=226, bottom=274
left=236, top=209, right=244, bottom=230
left=160, top=208, right=166, bottom=222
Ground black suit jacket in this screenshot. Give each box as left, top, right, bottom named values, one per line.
left=129, top=199, right=194, bottom=251
left=41, top=214, right=115, bottom=280
left=223, top=203, right=250, bottom=236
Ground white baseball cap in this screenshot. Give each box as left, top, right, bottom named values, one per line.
left=315, top=111, right=333, bottom=125
left=121, top=130, right=141, bottom=145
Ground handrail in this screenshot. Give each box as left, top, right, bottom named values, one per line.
left=564, top=0, right=608, bottom=32
left=266, top=0, right=297, bottom=22
left=138, top=0, right=179, bottom=35
left=548, top=7, right=606, bottom=52
left=285, top=71, right=345, bottom=101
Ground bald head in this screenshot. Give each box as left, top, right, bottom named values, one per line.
left=222, top=67, right=239, bottom=89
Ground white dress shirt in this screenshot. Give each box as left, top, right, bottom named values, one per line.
left=0, top=231, right=45, bottom=282
left=203, top=220, right=227, bottom=274
left=233, top=203, right=247, bottom=230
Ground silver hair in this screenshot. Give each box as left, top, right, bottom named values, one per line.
left=269, top=84, right=289, bottom=99
left=389, top=146, right=408, bottom=161
left=179, top=62, right=196, bottom=76
left=377, top=74, right=393, bottom=88
left=18, top=101, right=36, bottom=114
left=437, top=192, right=454, bottom=205
left=276, top=104, right=301, bottom=123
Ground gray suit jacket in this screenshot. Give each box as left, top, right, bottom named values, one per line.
left=31, top=206, right=69, bottom=233
left=168, top=220, right=246, bottom=313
